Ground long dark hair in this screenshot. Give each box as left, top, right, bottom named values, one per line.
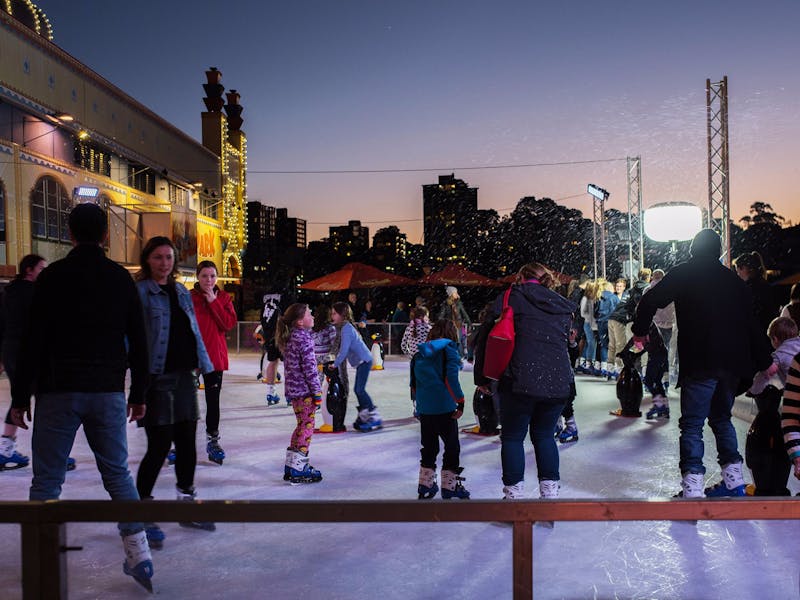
left=427, top=318, right=459, bottom=343
left=275, top=303, right=309, bottom=353
left=332, top=301, right=354, bottom=324
left=136, top=236, right=179, bottom=283
left=16, top=254, right=45, bottom=281
left=734, top=251, right=766, bottom=281
left=312, top=304, right=332, bottom=333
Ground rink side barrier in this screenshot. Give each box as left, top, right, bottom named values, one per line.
left=2, top=498, right=800, bottom=600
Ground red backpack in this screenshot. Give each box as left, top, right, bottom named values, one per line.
left=483, top=287, right=515, bottom=381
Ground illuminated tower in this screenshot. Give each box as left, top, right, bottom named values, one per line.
left=201, top=67, right=247, bottom=278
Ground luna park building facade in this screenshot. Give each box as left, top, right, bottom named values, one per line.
left=0, top=3, right=247, bottom=289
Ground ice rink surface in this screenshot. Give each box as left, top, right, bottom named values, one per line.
left=2, top=354, right=799, bottom=599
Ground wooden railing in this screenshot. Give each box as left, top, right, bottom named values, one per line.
left=2, top=498, right=799, bottom=600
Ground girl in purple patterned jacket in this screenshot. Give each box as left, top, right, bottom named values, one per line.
left=275, top=303, right=323, bottom=484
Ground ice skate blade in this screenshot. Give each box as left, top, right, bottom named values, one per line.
left=208, top=457, right=224, bottom=465
left=0, top=462, right=29, bottom=470
left=179, top=521, right=216, bottom=531
left=123, top=561, right=154, bottom=593
left=287, top=477, right=323, bottom=485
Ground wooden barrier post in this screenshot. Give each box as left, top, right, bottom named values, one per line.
left=21, top=521, right=67, bottom=600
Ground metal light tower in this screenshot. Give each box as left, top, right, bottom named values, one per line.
left=706, top=77, right=731, bottom=265
left=588, top=184, right=610, bottom=279
left=626, top=156, right=644, bottom=282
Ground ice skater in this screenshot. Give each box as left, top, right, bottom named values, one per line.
left=745, top=316, right=800, bottom=495
left=260, top=289, right=287, bottom=406
left=401, top=306, right=432, bottom=416
left=276, top=303, right=324, bottom=483
left=9, top=204, right=153, bottom=590
left=330, top=302, right=383, bottom=431
left=135, top=236, right=216, bottom=547
left=191, top=261, right=237, bottom=465
left=632, top=229, right=772, bottom=498
left=411, top=319, right=469, bottom=499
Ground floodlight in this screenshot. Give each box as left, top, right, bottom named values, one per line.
left=587, top=184, right=610, bottom=201
left=73, top=186, right=100, bottom=201
left=643, top=202, right=703, bottom=242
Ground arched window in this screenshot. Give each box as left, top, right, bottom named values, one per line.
left=30, top=175, right=72, bottom=243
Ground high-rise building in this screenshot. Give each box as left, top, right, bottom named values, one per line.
left=372, top=225, right=407, bottom=269
left=422, top=174, right=478, bottom=262
left=329, top=220, right=369, bottom=259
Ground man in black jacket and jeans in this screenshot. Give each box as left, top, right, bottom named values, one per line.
left=632, top=229, right=771, bottom=498
left=10, top=202, right=154, bottom=591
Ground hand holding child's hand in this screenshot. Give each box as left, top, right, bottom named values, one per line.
left=452, top=401, right=464, bottom=420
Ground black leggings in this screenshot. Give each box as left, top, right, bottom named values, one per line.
left=136, top=420, right=198, bottom=498
left=202, top=371, right=224, bottom=434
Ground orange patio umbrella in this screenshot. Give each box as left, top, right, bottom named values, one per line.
left=299, top=262, right=416, bottom=291
left=417, top=264, right=503, bottom=287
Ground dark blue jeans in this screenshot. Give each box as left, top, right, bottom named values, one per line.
left=500, top=390, right=567, bottom=485
left=678, top=375, right=742, bottom=475
left=353, top=361, right=375, bottom=411
left=30, top=392, right=142, bottom=533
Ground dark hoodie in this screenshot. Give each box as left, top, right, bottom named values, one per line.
left=491, top=282, right=576, bottom=399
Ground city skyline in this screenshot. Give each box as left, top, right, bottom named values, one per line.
left=41, top=1, right=800, bottom=243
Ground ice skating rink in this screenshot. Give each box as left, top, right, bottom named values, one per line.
left=2, top=354, right=799, bottom=599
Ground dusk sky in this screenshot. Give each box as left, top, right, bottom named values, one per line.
left=42, top=1, right=800, bottom=243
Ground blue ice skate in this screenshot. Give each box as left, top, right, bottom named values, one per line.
left=206, top=434, right=225, bottom=465
left=166, top=448, right=176, bottom=465
left=0, top=450, right=29, bottom=470
left=704, top=462, right=747, bottom=497
left=266, top=393, right=281, bottom=406
left=121, top=530, right=154, bottom=593
left=284, top=449, right=323, bottom=484
left=353, top=408, right=383, bottom=432
left=417, top=466, right=439, bottom=499
left=645, top=404, right=670, bottom=419
left=144, top=523, right=165, bottom=550
left=441, top=468, right=470, bottom=499
left=557, top=419, right=578, bottom=444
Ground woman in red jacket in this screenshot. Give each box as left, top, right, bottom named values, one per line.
left=191, top=261, right=237, bottom=465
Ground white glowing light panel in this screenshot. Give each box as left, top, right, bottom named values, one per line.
left=643, top=203, right=703, bottom=242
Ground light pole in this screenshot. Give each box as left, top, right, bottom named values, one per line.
left=588, top=184, right=610, bottom=279
left=643, top=202, right=703, bottom=266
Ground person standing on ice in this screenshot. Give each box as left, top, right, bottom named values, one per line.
left=486, top=262, right=576, bottom=500
left=412, top=319, right=469, bottom=499
left=190, top=261, right=237, bottom=465
left=632, top=228, right=771, bottom=498
left=135, top=236, right=216, bottom=546
left=9, top=203, right=154, bottom=591
left=330, top=302, right=383, bottom=431
left=276, top=303, right=324, bottom=483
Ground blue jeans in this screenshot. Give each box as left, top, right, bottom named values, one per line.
left=582, top=323, right=596, bottom=362
left=353, top=361, right=375, bottom=411
left=30, top=392, right=142, bottom=533
left=678, top=376, right=742, bottom=475
left=500, top=390, right=567, bottom=485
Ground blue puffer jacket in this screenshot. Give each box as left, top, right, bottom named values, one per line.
left=136, top=279, right=213, bottom=375
left=413, top=338, right=464, bottom=415
left=491, top=282, right=576, bottom=399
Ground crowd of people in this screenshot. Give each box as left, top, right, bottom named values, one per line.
left=4, top=215, right=800, bottom=591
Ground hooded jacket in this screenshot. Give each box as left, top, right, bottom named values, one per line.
left=412, top=338, right=464, bottom=415
left=492, top=282, right=576, bottom=399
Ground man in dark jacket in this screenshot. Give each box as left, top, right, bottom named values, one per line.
left=10, top=203, right=154, bottom=590
left=632, top=229, right=771, bottom=498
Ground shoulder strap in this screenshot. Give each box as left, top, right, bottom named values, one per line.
left=502, top=287, right=512, bottom=309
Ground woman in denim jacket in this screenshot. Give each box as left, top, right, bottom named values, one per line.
left=134, top=236, right=214, bottom=548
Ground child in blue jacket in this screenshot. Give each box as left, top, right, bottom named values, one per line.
left=412, top=319, right=469, bottom=499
